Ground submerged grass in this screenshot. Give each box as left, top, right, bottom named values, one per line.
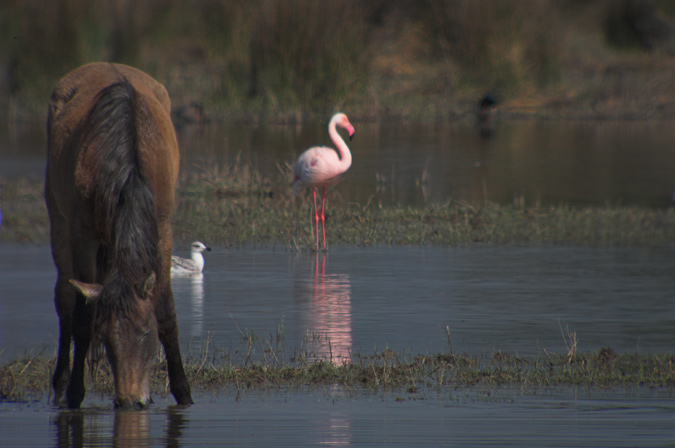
left=3, top=170, right=675, bottom=248
left=2, top=344, right=674, bottom=404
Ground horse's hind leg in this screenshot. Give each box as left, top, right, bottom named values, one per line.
left=52, top=267, right=93, bottom=408
left=64, top=239, right=98, bottom=408
left=49, top=209, right=76, bottom=407
left=156, top=286, right=193, bottom=405
left=49, top=220, right=96, bottom=408
left=52, top=275, right=74, bottom=407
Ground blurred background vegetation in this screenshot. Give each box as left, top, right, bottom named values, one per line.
left=1, top=0, right=674, bottom=122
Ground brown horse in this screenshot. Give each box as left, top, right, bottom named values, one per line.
left=45, top=62, right=193, bottom=409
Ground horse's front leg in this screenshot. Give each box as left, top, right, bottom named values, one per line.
left=156, top=283, right=193, bottom=405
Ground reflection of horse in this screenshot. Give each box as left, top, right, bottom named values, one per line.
left=113, top=410, right=151, bottom=447
left=46, top=63, right=192, bottom=408
left=54, top=407, right=188, bottom=447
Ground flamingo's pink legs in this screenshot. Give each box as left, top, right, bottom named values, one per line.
left=320, top=187, right=327, bottom=251
left=311, top=187, right=328, bottom=251
left=313, top=189, right=319, bottom=251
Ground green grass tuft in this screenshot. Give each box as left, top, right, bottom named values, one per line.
left=2, top=345, right=674, bottom=403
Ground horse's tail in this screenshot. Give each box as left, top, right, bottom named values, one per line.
left=84, top=78, right=159, bottom=286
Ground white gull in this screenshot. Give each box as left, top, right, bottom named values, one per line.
left=171, top=241, right=211, bottom=276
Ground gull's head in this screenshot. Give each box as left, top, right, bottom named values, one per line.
left=191, top=241, right=212, bottom=254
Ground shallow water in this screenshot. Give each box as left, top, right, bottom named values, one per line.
left=3, top=117, right=675, bottom=444
left=2, top=388, right=675, bottom=447
left=2, top=244, right=675, bottom=445
left=3, top=119, right=675, bottom=207
left=2, top=244, right=674, bottom=362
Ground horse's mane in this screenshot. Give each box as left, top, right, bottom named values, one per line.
left=82, top=77, right=159, bottom=307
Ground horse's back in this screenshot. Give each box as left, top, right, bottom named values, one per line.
left=46, top=62, right=179, bottom=279
left=46, top=62, right=178, bottom=215
left=48, top=62, right=171, bottom=126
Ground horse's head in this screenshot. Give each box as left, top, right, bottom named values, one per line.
left=70, top=273, right=159, bottom=409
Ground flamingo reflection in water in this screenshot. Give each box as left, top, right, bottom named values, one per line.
left=297, top=253, right=353, bottom=364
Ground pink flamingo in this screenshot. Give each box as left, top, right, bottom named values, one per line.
left=292, top=113, right=355, bottom=251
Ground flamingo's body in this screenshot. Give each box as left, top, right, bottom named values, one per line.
left=292, top=113, right=355, bottom=251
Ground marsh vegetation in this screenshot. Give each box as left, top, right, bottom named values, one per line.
left=2, top=0, right=674, bottom=121
left=3, top=338, right=674, bottom=404
left=3, top=169, right=675, bottom=248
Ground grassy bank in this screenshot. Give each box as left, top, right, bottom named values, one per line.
left=2, top=0, right=674, bottom=122
left=2, top=171, right=675, bottom=248
left=2, top=345, right=674, bottom=403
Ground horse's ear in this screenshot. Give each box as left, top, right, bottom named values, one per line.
left=69, top=279, right=103, bottom=304
left=140, top=272, right=156, bottom=299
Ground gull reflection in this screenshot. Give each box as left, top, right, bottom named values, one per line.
left=296, top=253, right=352, bottom=365
left=188, top=273, right=205, bottom=338
left=172, top=273, right=205, bottom=338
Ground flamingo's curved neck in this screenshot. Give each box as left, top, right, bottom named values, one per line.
left=329, top=117, right=352, bottom=172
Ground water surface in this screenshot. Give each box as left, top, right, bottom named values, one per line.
left=3, top=119, right=675, bottom=207
left=2, top=388, right=674, bottom=447
left=2, top=243, right=674, bottom=446
left=2, top=244, right=673, bottom=362
left=3, top=116, right=675, bottom=444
